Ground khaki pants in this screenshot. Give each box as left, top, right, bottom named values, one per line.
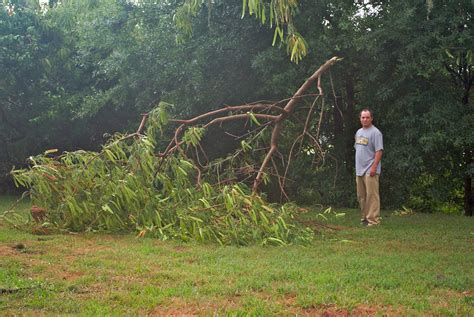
left=356, top=175, right=380, bottom=225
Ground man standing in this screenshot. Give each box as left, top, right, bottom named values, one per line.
left=355, top=109, right=383, bottom=226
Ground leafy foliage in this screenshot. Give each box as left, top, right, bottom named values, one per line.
left=0, top=0, right=272, bottom=192
left=11, top=107, right=313, bottom=245
left=1, top=0, right=472, bottom=216
left=174, top=0, right=308, bottom=63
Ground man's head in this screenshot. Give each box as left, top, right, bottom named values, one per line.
left=359, top=108, right=373, bottom=129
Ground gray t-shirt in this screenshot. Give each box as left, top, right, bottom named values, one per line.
left=354, top=125, right=383, bottom=176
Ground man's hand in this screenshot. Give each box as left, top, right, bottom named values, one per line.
left=370, top=150, right=383, bottom=177
left=369, top=165, right=377, bottom=177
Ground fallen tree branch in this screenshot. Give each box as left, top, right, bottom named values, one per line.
left=252, top=57, right=340, bottom=191
left=151, top=57, right=340, bottom=194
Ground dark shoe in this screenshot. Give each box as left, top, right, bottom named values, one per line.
left=360, top=219, right=368, bottom=226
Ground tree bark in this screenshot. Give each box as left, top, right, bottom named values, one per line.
left=344, top=73, right=356, bottom=172
left=464, top=152, right=473, bottom=216
left=445, top=52, right=473, bottom=216
left=463, top=93, right=473, bottom=217
left=461, top=59, right=473, bottom=216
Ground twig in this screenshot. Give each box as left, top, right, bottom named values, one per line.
left=329, top=71, right=344, bottom=122
left=0, top=192, right=31, bottom=228
left=315, top=98, right=325, bottom=141
left=271, top=158, right=289, bottom=202
left=85, top=113, right=149, bottom=166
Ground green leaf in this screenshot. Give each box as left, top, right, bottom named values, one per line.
left=44, top=149, right=59, bottom=155
left=102, top=204, right=114, bottom=214
left=241, top=0, right=247, bottom=18
left=247, top=112, right=261, bottom=126
left=445, top=49, right=454, bottom=59
left=266, top=237, right=287, bottom=246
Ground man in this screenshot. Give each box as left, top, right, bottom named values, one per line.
left=355, top=109, right=383, bottom=226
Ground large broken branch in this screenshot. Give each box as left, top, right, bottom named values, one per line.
left=252, top=57, right=340, bottom=191
left=155, top=57, right=341, bottom=193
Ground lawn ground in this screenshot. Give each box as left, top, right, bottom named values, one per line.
left=0, top=195, right=473, bottom=315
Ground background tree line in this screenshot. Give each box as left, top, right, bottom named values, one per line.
left=0, top=0, right=472, bottom=215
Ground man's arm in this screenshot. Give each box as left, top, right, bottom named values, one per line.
left=369, top=150, right=383, bottom=177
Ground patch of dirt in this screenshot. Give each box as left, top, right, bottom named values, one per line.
left=172, top=246, right=188, bottom=252
left=282, top=293, right=297, bottom=306
left=0, top=245, right=17, bottom=257
left=4, top=237, right=116, bottom=283
left=60, top=270, right=85, bottom=282
left=351, top=304, right=378, bottom=316
left=461, top=290, right=474, bottom=297
left=305, top=305, right=351, bottom=317
left=0, top=243, right=45, bottom=257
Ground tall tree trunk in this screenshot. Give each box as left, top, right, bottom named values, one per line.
left=445, top=50, right=473, bottom=216
left=464, top=153, right=473, bottom=216
left=344, top=73, right=356, bottom=171
left=463, top=92, right=473, bottom=217
left=462, top=57, right=473, bottom=216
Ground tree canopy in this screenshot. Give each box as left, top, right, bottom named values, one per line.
left=1, top=0, right=472, bottom=216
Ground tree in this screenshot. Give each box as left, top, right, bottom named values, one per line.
left=2, top=0, right=472, bottom=216
left=174, top=0, right=309, bottom=63
left=243, top=0, right=473, bottom=214
left=0, top=0, right=277, bottom=191
left=0, top=3, right=63, bottom=191
left=353, top=0, right=473, bottom=215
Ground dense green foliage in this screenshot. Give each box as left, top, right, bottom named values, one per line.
left=250, top=0, right=473, bottom=213
left=10, top=106, right=313, bottom=245
left=1, top=0, right=472, bottom=215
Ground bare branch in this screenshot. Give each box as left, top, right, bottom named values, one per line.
left=136, top=113, right=149, bottom=135
left=253, top=57, right=340, bottom=191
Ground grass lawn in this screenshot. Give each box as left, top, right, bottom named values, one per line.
left=0, top=196, right=473, bottom=315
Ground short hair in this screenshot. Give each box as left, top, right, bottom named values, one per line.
left=359, top=108, right=373, bottom=118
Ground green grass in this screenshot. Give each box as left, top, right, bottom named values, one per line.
left=0, top=197, right=473, bottom=315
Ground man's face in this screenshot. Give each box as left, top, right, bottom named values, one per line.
left=360, top=111, right=373, bottom=128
